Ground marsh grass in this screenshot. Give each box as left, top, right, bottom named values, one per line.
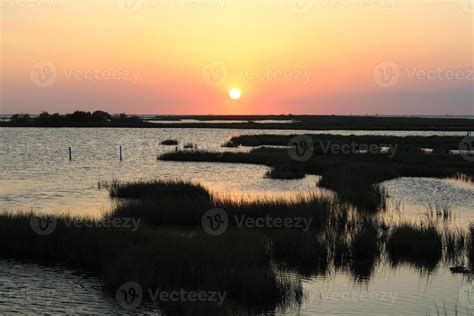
left=110, top=180, right=210, bottom=200
left=112, top=181, right=334, bottom=231
left=0, top=212, right=302, bottom=314
left=1, top=179, right=471, bottom=314
left=112, top=181, right=334, bottom=277
left=270, top=230, right=328, bottom=277
left=468, top=226, right=474, bottom=271
left=161, top=139, right=179, bottom=146
left=265, top=166, right=306, bottom=179
left=386, top=224, right=443, bottom=271
left=443, top=227, right=466, bottom=264
left=160, top=133, right=474, bottom=214
left=426, top=204, right=454, bottom=223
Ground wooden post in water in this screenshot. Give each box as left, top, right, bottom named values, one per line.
left=119, top=145, right=123, bottom=161
left=69, top=147, right=72, bottom=161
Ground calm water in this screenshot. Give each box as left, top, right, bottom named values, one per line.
left=1, top=127, right=474, bottom=315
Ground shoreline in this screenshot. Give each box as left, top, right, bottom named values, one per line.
left=1, top=123, right=473, bottom=131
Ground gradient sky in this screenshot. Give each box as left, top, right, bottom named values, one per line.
left=1, top=0, right=473, bottom=115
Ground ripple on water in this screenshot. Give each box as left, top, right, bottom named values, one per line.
left=0, top=259, right=124, bottom=315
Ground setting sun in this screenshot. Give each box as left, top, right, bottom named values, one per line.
left=229, top=88, right=242, bottom=100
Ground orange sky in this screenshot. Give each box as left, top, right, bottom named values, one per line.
left=1, top=0, right=473, bottom=115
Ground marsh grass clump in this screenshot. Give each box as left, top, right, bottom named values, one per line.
left=0, top=213, right=302, bottom=314
left=270, top=230, right=328, bottom=277
left=110, top=180, right=210, bottom=200
left=386, top=224, right=442, bottom=271
left=330, top=216, right=380, bottom=280
left=265, top=166, right=306, bottom=180
left=2, top=178, right=471, bottom=314
left=111, top=181, right=334, bottom=231
left=468, top=226, right=474, bottom=271
left=161, top=139, right=179, bottom=146
left=110, top=181, right=334, bottom=279
left=426, top=204, right=453, bottom=223
left=160, top=134, right=474, bottom=213
left=443, top=228, right=466, bottom=264
left=318, top=164, right=389, bottom=213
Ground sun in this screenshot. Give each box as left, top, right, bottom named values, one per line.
left=229, top=88, right=241, bottom=100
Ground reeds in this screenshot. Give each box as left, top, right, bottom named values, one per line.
left=386, top=224, right=443, bottom=271
left=0, top=212, right=301, bottom=314
left=159, top=135, right=474, bottom=214
left=0, top=180, right=471, bottom=314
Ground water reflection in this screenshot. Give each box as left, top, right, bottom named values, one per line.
left=3, top=128, right=474, bottom=314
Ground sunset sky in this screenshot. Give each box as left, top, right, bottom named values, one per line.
left=1, top=0, right=473, bottom=115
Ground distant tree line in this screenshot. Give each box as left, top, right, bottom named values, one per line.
left=8, top=110, right=141, bottom=125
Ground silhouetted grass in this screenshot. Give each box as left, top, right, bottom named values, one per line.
left=226, top=134, right=465, bottom=152
left=160, top=135, right=474, bottom=213
left=0, top=179, right=470, bottom=314
left=111, top=180, right=334, bottom=277
left=110, top=180, right=210, bottom=200
left=468, top=226, right=474, bottom=271
left=270, top=230, right=328, bottom=277
left=443, top=228, right=466, bottom=264
left=265, top=166, right=306, bottom=179
left=161, top=139, right=179, bottom=146
left=386, top=224, right=443, bottom=271
left=111, top=181, right=333, bottom=232
left=0, top=212, right=302, bottom=314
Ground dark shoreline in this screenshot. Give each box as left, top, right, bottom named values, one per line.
left=2, top=114, right=474, bottom=131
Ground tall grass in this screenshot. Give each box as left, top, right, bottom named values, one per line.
left=109, top=180, right=210, bottom=200
left=160, top=136, right=474, bottom=213
left=0, top=212, right=302, bottom=314
left=386, top=224, right=443, bottom=271
left=0, top=179, right=471, bottom=314
left=468, top=226, right=474, bottom=271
